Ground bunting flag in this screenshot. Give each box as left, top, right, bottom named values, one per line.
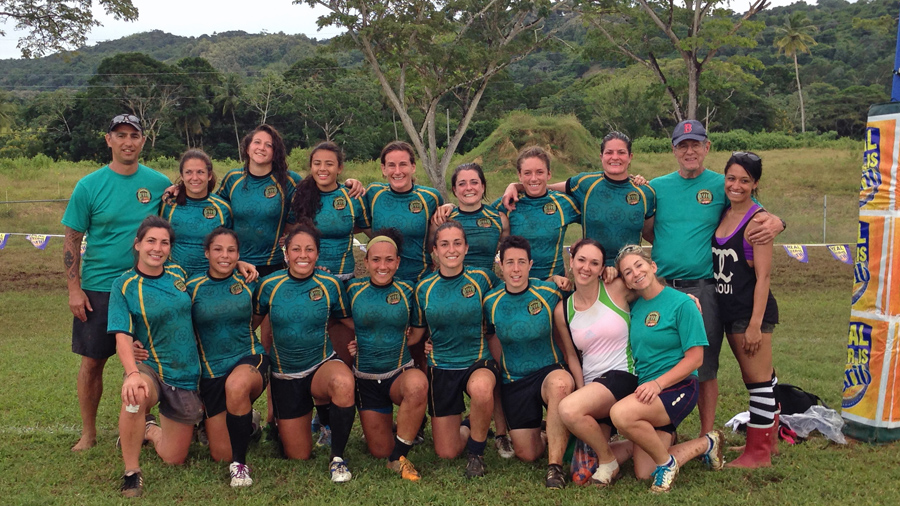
left=828, top=244, right=853, bottom=265
left=26, top=234, right=50, bottom=250
left=80, top=237, right=87, bottom=256
left=783, top=244, right=809, bottom=263
left=0, top=233, right=7, bottom=250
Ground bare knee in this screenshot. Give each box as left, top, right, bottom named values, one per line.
left=557, top=397, right=578, bottom=425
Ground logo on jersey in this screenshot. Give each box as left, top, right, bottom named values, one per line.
left=264, top=185, right=278, bottom=199
left=229, top=283, right=243, bottom=295
left=712, top=247, right=738, bottom=283
left=461, top=283, right=476, bottom=298
left=542, top=203, right=557, bottom=215
left=136, top=188, right=151, bottom=204
left=645, top=311, right=660, bottom=327
left=386, top=291, right=402, bottom=305
left=333, top=197, right=347, bottom=210
left=174, top=279, right=187, bottom=292
left=696, top=190, right=713, bottom=205
left=476, top=218, right=492, bottom=228
left=309, top=287, right=324, bottom=301
left=527, top=299, right=542, bottom=315
left=626, top=192, right=640, bottom=205
left=203, top=206, right=218, bottom=219
left=408, top=201, right=424, bottom=214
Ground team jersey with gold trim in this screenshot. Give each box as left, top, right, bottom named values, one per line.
left=493, top=191, right=580, bottom=278
left=217, top=169, right=302, bottom=267
left=412, top=266, right=494, bottom=369
left=347, top=277, right=417, bottom=374
left=629, top=287, right=708, bottom=383
left=566, top=172, right=656, bottom=266
left=448, top=205, right=503, bottom=273
left=161, top=194, right=233, bottom=276
left=313, top=185, right=370, bottom=276
left=483, top=279, right=563, bottom=383
left=186, top=271, right=261, bottom=379
left=254, top=270, right=350, bottom=374
left=364, top=183, right=444, bottom=282
left=108, top=264, right=200, bottom=390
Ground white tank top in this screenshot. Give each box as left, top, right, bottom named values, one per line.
left=565, top=282, right=633, bottom=383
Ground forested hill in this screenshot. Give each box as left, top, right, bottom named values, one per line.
left=0, top=30, right=323, bottom=88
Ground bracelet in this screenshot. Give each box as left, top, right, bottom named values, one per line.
left=653, top=380, right=662, bottom=390
left=780, top=218, right=787, bottom=231
left=126, top=370, right=140, bottom=378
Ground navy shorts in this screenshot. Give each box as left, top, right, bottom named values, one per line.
left=655, top=375, right=699, bottom=433
left=199, top=354, right=270, bottom=418
left=71, top=290, right=115, bottom=359
left=428, top=359, right=499, bottom=418
left=500, top=363, right=568, bottom=430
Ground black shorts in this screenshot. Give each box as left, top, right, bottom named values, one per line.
left=199, top=354, right=271, bottom=418
left=256, top=263, right=284, bottom=278
left=71, top=290, right=115, bottom=359
left=500, top=363, right=567, bottom=430
left=593, top=370, right=639, bottom=429
left=428, top=359, right=499, bottom=418
left=270, top=362, right=328, bottom=420
left=656, top=375, right=699, bottom=433
left=355, top=367, right=412, bottom=414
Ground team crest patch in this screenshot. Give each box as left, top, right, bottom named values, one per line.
left=136, top=188, right=151, bottom=204
left=264, top=185, right=278, bottom=199
left=696, top=190, right=713, bottom=205
left=408, top=201, right=424, bottom=214
left=476, top=218, right=492, bottom=228
left=309, top=287, right=324, bottom=301
left=174, top=279, right=187, bottom=292
left=203, top=206, right=217, bottom=219
left=461, top=283, right=476, bottom=298
left=333, top=197, right=347, bottom=210
left=386, top=291, right=402, bottom=305
left=527, top=299, right=542, bottom=315
left=542, top=203, right=557, bottom=215
left=645, top=311, right=660, bottom=327
left=230, top=283, right=243, bottom=295
left=626, top=192, right=640, bottom=205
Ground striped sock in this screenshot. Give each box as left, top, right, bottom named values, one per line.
left=747, top=380, right=776, bottom=427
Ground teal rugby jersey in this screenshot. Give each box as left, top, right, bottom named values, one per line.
left=566, top=172, right=656, bottom=267
left=493, top=190, right=580, bottom=279
left=314, top=185, right=370, bottom=276
left=254, top=270, right=350, bottom=374
left=217, top=168, right=302, bottom=267
left=161, top=194, right=233, bottom=276
left=412, top=266, right=494, bottom=369
left=629, top=287, right=708, bottom=383
left=364, top=182, right=443, bottom=282
left=448, top=205, right=503, bottom=273
left=186, top=271, right=261, bottom=379
left=650, top=169, right=726, bottom=280
left=108, top=264, right=200, bottom=390
left=483, top=279, right=563, bottom=383
left=347, top=277, right=417, bottom=374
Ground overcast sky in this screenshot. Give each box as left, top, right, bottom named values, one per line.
left=0, top=0, right=815, bottom=60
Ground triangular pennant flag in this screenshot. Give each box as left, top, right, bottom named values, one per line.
left=827, top=244, right=853, bottom=265
left=783, top=244, right=808, bottom=263
left=80, top=237, right=87, bottom=256
left=26, top=234, right=50, bottom=250
left=0, top=233, right=7, bottom=250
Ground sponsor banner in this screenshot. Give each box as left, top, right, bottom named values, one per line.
left=783, top=244, right=808, bottom=263
left=26, top=234, right=50, bottom=250
left=828, top=244, right=853, bottom=265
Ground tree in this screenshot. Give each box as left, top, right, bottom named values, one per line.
left=578, top=0, right=768, bottom=121
left=774, top=12, right=818, bottom=133
left=214, top=73, right=244, bottom=161
left=243, top=70, right=287, bottom=125
left=305, top=0, right=560, bottom=196
left=0, top=0, right=139, bottom=58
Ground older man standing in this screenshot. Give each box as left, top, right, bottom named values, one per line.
left=62, top=114, right=171, bottom=450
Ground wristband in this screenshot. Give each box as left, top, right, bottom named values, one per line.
left=780, top=218, right=787, bottom=231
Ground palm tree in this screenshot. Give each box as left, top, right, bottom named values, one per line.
left=774, top=12, right=819, bottom=133
left=214, top=74, right=244, bottom=161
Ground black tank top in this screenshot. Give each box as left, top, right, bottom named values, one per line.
left=712, top=205, right=778, bottom=324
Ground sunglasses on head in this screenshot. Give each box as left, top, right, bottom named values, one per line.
left=731, top=151, right=760, bottom=162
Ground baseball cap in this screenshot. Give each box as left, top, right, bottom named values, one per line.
left=671, top=120, right=707, bottom=146
left=108, top=113, right=143, bottom=133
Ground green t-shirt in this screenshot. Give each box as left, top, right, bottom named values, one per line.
left=314, top=185, right=371, bottom=276
left=254, top=270, right=350, bottom=374
left=650, top=169, right=726, bottom=280
left=483, top=279, right=563, bottom=383
left=628, top=287, right=708, bottom=383
left=61, top=164, right=171, bottom=292
left=186, top=271, right=261, bottom=379
left=108, top=264, right=200, bottom=390
left=217, top=168, right=302, bottom=267
left=567, top=172, right=656, bottom=266
left=412, top=266, right=495, bottom=369
left=494, top=191, right=580, bottom=279
left=347, top=277, right=417, bottom=374
left=448, top=205, right=504, bottom=273
left=160, top=194, right=233, bottom=277
left=364, top=183, right=444, bottom=282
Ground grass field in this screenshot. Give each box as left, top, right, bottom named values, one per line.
left=1, top=147, right=898, bottom=505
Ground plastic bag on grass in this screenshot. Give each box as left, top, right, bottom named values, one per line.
left=570, top=438, right=598, bottom=485
left=781, top=405, right=847, bottom=444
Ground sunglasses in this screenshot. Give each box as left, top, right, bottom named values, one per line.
left=614, top=244, right=646, bottom=265
left=731, top=151, right=761, bottom=162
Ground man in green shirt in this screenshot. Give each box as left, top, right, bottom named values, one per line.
left=61, top=114, right=171, bottom=451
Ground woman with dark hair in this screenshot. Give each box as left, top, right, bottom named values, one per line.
left=253, top=220, right=357, bottom=483
left=345, top=228, right=428, bottom=481
left=713, top=152, right=779, bottom=468
left=110, top=216, right=201, bottom=498
left=160, top=150, right=233, bottom=277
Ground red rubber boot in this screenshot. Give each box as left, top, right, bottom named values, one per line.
left=726, top=423, right=773, bottom=469
left=770, top=408, right=780, bottom=456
